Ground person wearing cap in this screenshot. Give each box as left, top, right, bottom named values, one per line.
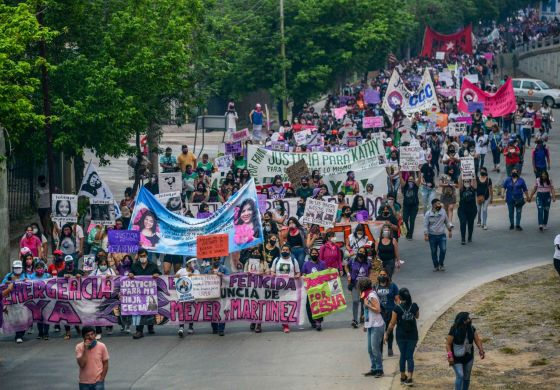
left=177, top=144, right=196, bottom=173
left=174, top=258, right=199, bottom=337
left=129, top=248, right=161, bottom=339
left=159, top=147, right=177, bottom=173
left=2, top=260, right=29, bottom=343
left=423, top=198, right=453, bottom=272
left=249, top=103, right=264, bottom=143
left=446, top=312, right=485, bottom=390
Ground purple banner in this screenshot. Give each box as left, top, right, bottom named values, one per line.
left=119, top=276, right=159, bottom=315
left=108, top=230, right=140, bottom=253
left=225, top=141, right=242, bottom=154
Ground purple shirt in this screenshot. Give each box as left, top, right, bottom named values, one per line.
left=348, top=259, right=371, bottom=283
left=301, top=260, right=327, bottom=275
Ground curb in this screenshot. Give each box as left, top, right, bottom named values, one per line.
left=387, top=260, right=551, bottom=389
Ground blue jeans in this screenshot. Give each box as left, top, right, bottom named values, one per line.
left=367, top=326, right=384, bottom=372
left=506, top=201, right=523, bottom=227
left=420, top=186, right=436, bottom=212
left=521, top=127, right=531, bottom=146
left=396, top=338, right=417, bottom=373
left=536, top=192, right=551, bottom=225
left=428, top=234, right=446, bottom=268
left=79, top=382, right=105, bottom=390
left=291, top=246, right=306, bottom=269
left=387, top=176, right=400, bottom=194
left=453, top=359, right=474, bottom=390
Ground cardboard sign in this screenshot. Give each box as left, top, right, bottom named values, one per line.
left=158, top=172, right=182, bottom=194
left=196, top=233, right=229, bottom=259
left=285, top=159, right=310, bottom=191
left=467, top=101, right=484, bottom=113
left=120, top=277, right=159, bottom=315
left=225, top=141, right=242, bottom=154
left=333, top=106, right=347, bottom=120
left=304, top=269, right=347, bottom=319
left=302, top=198, right=337, bottom=228
left=460, top=157, right=475, bottom=179
left=464, top=74, right=479, bottom=84
left=231, top=128, right=250, bottom=143
left=362, top=116, right=384, bottom=129
left=399, top=146, right=421, bottom=171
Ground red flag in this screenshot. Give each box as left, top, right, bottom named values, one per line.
left=421, top=25, right=473, bottom=57
left=458, top=78, right=516, bottom=117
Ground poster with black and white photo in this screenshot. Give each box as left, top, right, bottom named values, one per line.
left=52, top=194, right=78, bottom=225
left=399, top=146, right=421, bottom=171
left=302, top=198, right=337, bottom=228
left=90, top=199, right=115, bottom=225
left=155, top=191, right=183, bottom=214
left=158, top=172, right=182, bottom=194
left=79, top=161, right=114, bottom=200
left=460, top=157, right=475, bottom=180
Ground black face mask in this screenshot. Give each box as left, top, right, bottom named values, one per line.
left=310, top=254, right=319, bottom=261
left=281, top=251, right=290, bottom=258
left=512, top=173, right=519, bottom=178
left=378, top=276, right=387, bottom=283
left=357, top=253, right=366, bottom=260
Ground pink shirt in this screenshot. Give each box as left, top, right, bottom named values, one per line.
left=319, top=242, right=343, bottom=271
left=20, top=235, right=42, bottom=257
left=76, top=341, right=109, bottom=384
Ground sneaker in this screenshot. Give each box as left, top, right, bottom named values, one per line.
left=36, top=335, right=42, bottom=340
left=43, top=336, right=49, bottom=341
left=516, top=226, right=523, bottom=231
left=363, top=370, right=376, bottom=377
left=439, top=266, right=446, bottom=271
left=316, top=323, right=322, bottom=331
left=351, top=320, right=358, bottom=328
left=16, top=338, right=23, bottom=344
left=120, top=326, right=126, bottom=332
left=403, top=378, right=414, bottom=386
left=539, top=225, right=543, bottom=231
left=311, top=322, right=317, bottom=329
left=178, top=328, right=184, bottom=338
left=374, top=371, right=384, bottom=378
left=388, top=348, right=394, bottom=357
left=187, top=326, right=194, bottom=335
left=95, top=334, right=102, bottom=340
left=544, top=225, right=549, bottom=230
left=218, top=330, right=225, bottom=336
left=400, top=375, right=408, bottom=384
left=449, top=223, right=454, bottom=229
left=125, top=326, right=131, bottom=334
left=27, top=327, right=33, bottom=334
left=54, top=326, right=61, bottom=333
left=461, top=241, right=466, bottom=245
left=282, top=325, right=290, bottom=333
left=509, top=225, right=514, bottom=230
left=250, top=323, right=256, bottom=331
left=255, top=324, right=262, bottom=333
left=477, top=222, right=481, bottom=227
left=132, top=332, right=144, bottom=339
left=148, top=328, right=155, bottom=335
left=483, top=225, right=488, bottom=230
left=433, top=267, right=439, bottom=272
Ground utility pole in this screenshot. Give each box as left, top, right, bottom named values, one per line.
left=0, top=128, right=10, bottom=276
left=280, top=0, right=288, bottom=121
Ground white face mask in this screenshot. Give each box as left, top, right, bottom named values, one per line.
left=382, top=230, right=391, bottom=238
left=139, top=257, right=148, bottom=264
left=330, top=237, right=337, bottom=243
left=356, top=232, right=364, bottom=238
left=464, top=182, right=471, bottom=188
left=13, top=268, right=23, bottom=275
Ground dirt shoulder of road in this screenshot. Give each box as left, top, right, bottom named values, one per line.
left=410, top=264, right=560, bottom=389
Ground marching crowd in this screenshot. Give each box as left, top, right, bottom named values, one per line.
left=2, top=19, right=559, bottom=390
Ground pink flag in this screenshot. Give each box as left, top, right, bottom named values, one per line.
left=458, top=78, right=516, bottom=117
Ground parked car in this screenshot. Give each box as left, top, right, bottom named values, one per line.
left=512, top=78, right=560, bottom=107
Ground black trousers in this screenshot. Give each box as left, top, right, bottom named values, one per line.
left=402, top=204, right=419, bottom=238
left=458, top=206, right=477, bottom=242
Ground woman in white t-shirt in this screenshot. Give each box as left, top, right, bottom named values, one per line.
left=359, top=278, right=385, bottom=378
left=270, top=245, right=300, bottom=333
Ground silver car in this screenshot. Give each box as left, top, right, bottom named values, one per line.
left=512, top=78, right=560, bottom=107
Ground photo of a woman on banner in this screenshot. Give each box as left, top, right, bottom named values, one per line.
left=132, top=209, right=160, bottom=249
left=233, top=199, right=261, bottom=245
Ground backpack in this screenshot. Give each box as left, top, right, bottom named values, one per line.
left=398, top=304, right=416, bottom=334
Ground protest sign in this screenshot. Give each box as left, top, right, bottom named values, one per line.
left=271, top=141, right=287, bottom=151
left=108, top=230, right=140, bottom=253
left=304, top=269, right=347, bottom=319
left=460, top=157, right=475, bottom=179
left=247, top=138, right=385, bottom=186
left=294, top=129, right=312, bottom=145
left=459, top=78, right=516, bottom=117
left=175, top=274, right=221, bottom=302
left=0, top=274, right=305, bottom=333
left=302, top=198, right=337, bottom=228
left=52, top=194, right=78, bottom=225
left=399, top=146, right=421, bottom=171
left=468, top=101, right=484, bottom=113
left=382, top=68, right=439, bottom=117
left=435, top=51, right=445, bottom=60
left=362, top=116, right=384, bottom=129
left=130, top=179, right=263, bottom=256
left=155, top=191, right=183, bottom=214
left=187, top=202, right=222, bottom=216
left=120, top=277, right=159, bottom=315
left=90, top=199, right=115, bottom=225
left=158, top=172, right=182, bottom=194
left=464, top=74, right=479, bottom=84
left=455, top=116, right=473, bottom=125
left=364, top=87, right=381, bottom=105
left=79, top=160, right=115, bottom=201
left=285, top=159, right=310, bottom=191
left=333, top=106, right=347, bottom=119
left=225, top=141, right=242, bottom=154
left=257, top=194, right=267, bottom=214
left=436, top=113, right=448, bottom=128
left=215, top=154, right=234, bottom=172
left=197, top=233, right=229, bottom=259
left=231, top=128, right=250, bottom=143
left=447, top=122, right=468, bottom=137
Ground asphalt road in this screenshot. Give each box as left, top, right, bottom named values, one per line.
left=2, top=114, right=559, bottom=390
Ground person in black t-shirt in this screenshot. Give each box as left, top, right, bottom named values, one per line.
left=402, top=174, right=420, bottom=240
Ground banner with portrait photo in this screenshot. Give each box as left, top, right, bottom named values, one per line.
left=129, top=179, right=263, bottom=256
left=155, top=191, right=183, bottom=215
left=79, top=160, right=115, bottom=200
left=51, top=194, right=78, bottom=225
left=90, top=199, right=116, bottom=226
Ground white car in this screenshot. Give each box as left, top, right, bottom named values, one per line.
left=512, top=78, right=560, bottom=107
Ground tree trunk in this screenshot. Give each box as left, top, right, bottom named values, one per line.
left=132, top=129, right=142, bottom=195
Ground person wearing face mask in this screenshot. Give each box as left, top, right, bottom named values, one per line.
left=249, top=103, right=264, bottom=143
left=420, top=162, right=437, bottom=212
left=159, top=147, right=177, bottom=173
left=262, top=212, right=280, bottom=238
left=22, top=223, right=48, bottom=261
left=319, top=232, right=343, bottom=276
left=90, top=251, right=116, bottom=339
left=301, top=248, right=327, bottom=330
left=263, top=234, right=280, bottom=267
left=20, top=225, right=43, bottom=259
left=446, top=312, right=485, bottom=390
left=503, top=139, right=521, bottom=177
left=375, top=270, right=399, bottom=357
left=402, top=174, right=421, bottom=240
left=282, top=218, right=307, bottom=268
left=345, top=225, right=370, bottom=260
left=2, top=260, right=29, bottom=343
left=502, top=169, right=530, bottom=231
left=296, top=177, right=314, bottom=200
left=345, top=247, right=372, bottom=328
left=424, top=199, right=453, bottom=272
left=175, top=258, right=200, bottom=337
left=376, top=206, right=399, bottom=237
left=528, top=170, right=555, bottom=231
left=270, top=245, right=301, bottom=333
left=337, top=206, right=355, bottom=224
left=177, top=144, right=196, bottom=173
left=457, top=176, right=478, bottom=245
left=474, top=128, right=488, bottom=174
left=476, top=168, right=493, bottom=229
left=129, top=249, right=161, bottom=340
left=190, top=182, right=209, bottom=203
left=343, top=171, right=360, bottom=195
left=375, top=225, right=400, bottom=279
left=36, top=175, right=52, bottom=234
left=21, top=251, right=35, bottom=276
left=272, top=200, right=287, bottom=226
left=269, top=175, right=287, bottom=200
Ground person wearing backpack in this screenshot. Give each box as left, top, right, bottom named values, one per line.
left=376, top=270, right=399, bottom=357
left=385, top=288, right=419, bottom=386
left=457, top=176, right=477, bottom=245
left=446, top=312, right=485, bottom=390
